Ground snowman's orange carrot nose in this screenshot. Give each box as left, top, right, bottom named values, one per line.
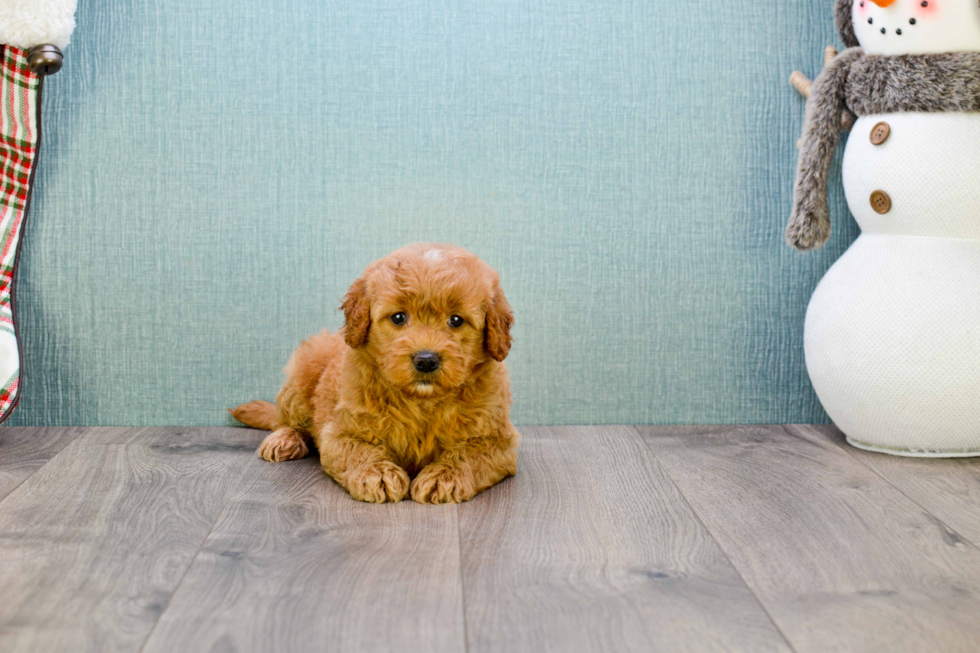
left=869, top=0, right=897, bottom=6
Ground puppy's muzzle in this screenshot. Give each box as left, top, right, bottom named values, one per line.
left=412, top=350, right=441, bottom=374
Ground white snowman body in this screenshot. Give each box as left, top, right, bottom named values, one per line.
left=804, top=0, right=980, bottom=455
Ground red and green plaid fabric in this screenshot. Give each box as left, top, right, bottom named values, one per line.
left=0, top=46, right=41, bottom=420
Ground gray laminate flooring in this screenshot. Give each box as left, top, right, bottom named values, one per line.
left=1, top=424, right=979, bottom=652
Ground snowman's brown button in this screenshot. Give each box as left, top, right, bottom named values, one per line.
left=870, top=190, right=892, bottom=214
left=870, top=122, right=890, bottom=145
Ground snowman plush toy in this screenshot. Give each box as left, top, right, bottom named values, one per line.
left=788, top=0, right=980, bottom=456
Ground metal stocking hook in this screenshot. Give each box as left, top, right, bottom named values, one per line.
left=26, top=44, right=64, bottom=76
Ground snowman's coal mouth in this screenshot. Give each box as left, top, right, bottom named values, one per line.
left=861, top=0, right=921, bottom=37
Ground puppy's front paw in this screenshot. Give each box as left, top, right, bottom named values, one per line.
left=257, top=428, right=309, bottom=462
left=345, top=461, right=410, bottom=503
left=411, top=464, right=476, bottom=504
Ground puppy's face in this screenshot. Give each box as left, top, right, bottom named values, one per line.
left=342, top=244, right=513, bottom=397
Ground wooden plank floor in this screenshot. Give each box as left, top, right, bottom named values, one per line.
left=1, top=425, right=979, bottom=652
left=639, top=425, right=980, bottom=653
left=0, top=426, right=84, bottom=501
left=457, top=426, right=788, bottom=653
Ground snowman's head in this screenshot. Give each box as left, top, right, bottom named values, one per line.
left=837, top=0, right=980, bottom=55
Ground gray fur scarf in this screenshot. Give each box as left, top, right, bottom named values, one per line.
left=786, top=49, right=980, bottom=250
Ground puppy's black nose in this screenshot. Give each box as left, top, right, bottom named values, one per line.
left=413, top=350, right=441, bottom=373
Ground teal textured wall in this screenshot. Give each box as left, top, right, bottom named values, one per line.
left=10, top=0, right=857, bottom=426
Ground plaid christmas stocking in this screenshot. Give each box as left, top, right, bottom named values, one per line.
left=0, top=46, right=42, bottom=422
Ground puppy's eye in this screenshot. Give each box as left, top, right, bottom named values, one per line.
left=391, top=312, right=407, bottom=326
left=449, top=315, right=464, bottom=328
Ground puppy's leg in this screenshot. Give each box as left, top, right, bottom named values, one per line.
left=317, top=429, right=410, bottom=503
left=412, top=428, right=519, bottom=504
left=257, top=427, right=311, bottom=462
left=255, top=336, right=327, bottom=463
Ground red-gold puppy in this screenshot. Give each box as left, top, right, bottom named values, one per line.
left=232, top=243, right=519, bottom=504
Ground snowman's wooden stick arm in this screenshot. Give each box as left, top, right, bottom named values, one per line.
left=786, top=47, right=864, bottom=251
left=789, top=46, right=842, bottom=95
left=790, top=71, right=814, bottom=97
left=790, top=46, right=857, bottom=141
left=789, top=45, right=839, bottom=95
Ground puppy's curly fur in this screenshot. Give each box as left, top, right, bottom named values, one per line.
left=232, top=243, right=519, bottom=504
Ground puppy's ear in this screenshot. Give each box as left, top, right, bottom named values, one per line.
left=484, top=277, right=514, bottom=362
left=341, top=275, right=371, bottom=348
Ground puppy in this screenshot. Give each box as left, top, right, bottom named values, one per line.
left=232, top=243, right=519, bottom=504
